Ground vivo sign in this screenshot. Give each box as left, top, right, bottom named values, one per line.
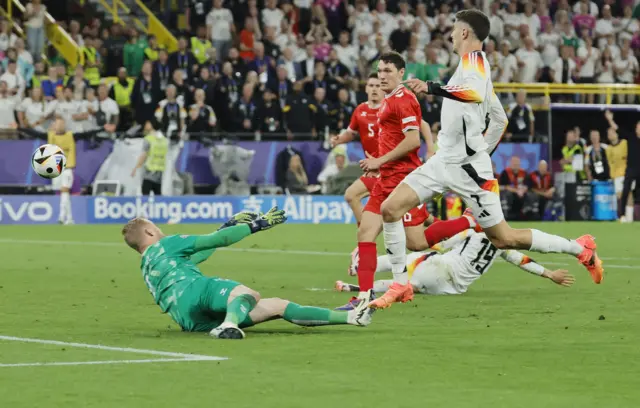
left=0, top=199, right=54, bottom=223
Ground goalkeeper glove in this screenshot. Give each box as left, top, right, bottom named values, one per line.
left=246, top=206, right=287, bottom=233
left=217, top=211, right=260, bottom=231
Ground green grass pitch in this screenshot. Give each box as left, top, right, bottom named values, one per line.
left=1, top=222, right=639, bottom=407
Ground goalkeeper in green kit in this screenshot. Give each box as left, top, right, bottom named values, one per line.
left=122, top=207, right=375, bottom=339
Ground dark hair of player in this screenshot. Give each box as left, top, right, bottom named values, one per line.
left=455, top=9, right=490, bottom=42
left=379, top=51, right=406, bottom=71
left=367, top=72, right=379, bottom=80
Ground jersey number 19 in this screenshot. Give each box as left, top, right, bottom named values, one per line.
left=460, top=237, right=498, bottom=274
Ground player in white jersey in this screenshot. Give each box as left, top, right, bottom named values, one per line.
left=369, top=9, right=603, bottom=310
left=337, top=229, right=575, bottom=296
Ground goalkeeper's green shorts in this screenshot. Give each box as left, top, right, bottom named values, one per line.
left=163, top=277, right=253, bottom=332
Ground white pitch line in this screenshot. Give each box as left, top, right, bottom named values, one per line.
left=0, top=335, right=226, bottom=361
left=0, top=358, right=210, bottom=368
left=0, top=238, right=638, bottom=262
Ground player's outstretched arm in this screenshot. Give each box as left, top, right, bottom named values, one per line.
left=500, top=250, right=575, bottom=287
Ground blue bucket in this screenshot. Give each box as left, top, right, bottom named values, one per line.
left=592, top=181, right=617, bottom=221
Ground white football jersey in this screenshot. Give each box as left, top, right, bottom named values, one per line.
left=436, top=51, right=499, bottom=163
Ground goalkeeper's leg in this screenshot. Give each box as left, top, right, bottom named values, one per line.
left=210, top=285, right=260, bottom=339
left=247, top=297, right=375, bottom=328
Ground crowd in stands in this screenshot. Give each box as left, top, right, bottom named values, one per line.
left=0, top=0, right=638, bottom=143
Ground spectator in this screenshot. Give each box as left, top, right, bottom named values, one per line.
left=421, top=94, right=441, bottom=131
left=596, top=47, right=615, bottom=93
left=187, top=88, right=216, bottom=138
left=604, top=112, right=632, bottom=221
left=54, top=87, right=84, bottom=134
left=614, top=43, right=639, bottom=104
left=169, top=36, right=198, bottom=82
left=305, top=21, right=333, bottom=61
left=550, top=44, right=577, bottom=99
left=484, top=39, right=500, bottom=82
left=424, top=47, right=446, bottom=82
left=109, top=67, right=135, bottom=130
left=239, top=15, right=261, bottom=61
left=0, top=81, right=19, bottom=138
left=23, top=0, right=46, bottom=61
left=279, top=48, right=297, bottom=82
left=499, top=156, right=529, bottom=220
left=503, top=2, right=522, bottom=43
left=617, top=6, right=639, bottom=43
left=349, top=0, right=373, bottom=40
left=193, top=66, right=216, bottom=107
left=333, top=88, right=354, bottom=131
left=572, top=2, right=596, bottom=34
left=66, top=65, right=90, bottom=101
left=285, top=154, right=309, bottom=194
left=123, top=28, right=147, bottom=78
left=248, top=42, right=275, bottom=81
left=536, top=2, right=553, bottom=33
left=207, top=0, right=235, bottom=60
left=414, top=3, right=434, bottom=48
left=212, top=61, right=238, bottom=131
left=144, top=35, right=164, bottom=62
left=263, top=26, right=282, bottom=61
left=311, top=87, right=332, bottom=138
left=82, top=36, right=102, bottom=86
left=5, top=45, right=34, bottom=87
left=186, top=0, right=212, bottom=33
left=326, top=48, right=350, bottom=85
left=572, top=0, right=599, bottom=17
left=103, top=24, right=126, bottom=77
left=497, top=40, right=518, bottom=84
left=0, top=20, right=18, bottom=52
left=576, top=36, right=599, bottom=103
left=522, top=3, right=541, bottom=36
left=91, top=83, right=119, bottom=134
left=333, top=31, right=357, bottom=76
left=526, top=160, right=556, bottom=220
left=202, top=48, right=221, bottom=80
left=283, top=81, right=315, bottom=139
left=594, top=5, right=615, bottom=48
left=276, top=19, right=297, bottom=53
left=227, top=47, right=247, bottom=80
left=41, top=65, right=64, bottom=100
left=318, top=151, right=347, bottom=194
left=488, top=1, right=504, bottom=42
left=585, top=130, right=610, bottom=182
left=232, top=82, right=259, bottom=133
left=170, top=69, right=190, bottom=107
left=155, top=84, right=186, bottom=140
left=0, top=59, right=26, bottom=98
left=131, top=61, right=157, bottom=126
left=403, top=47, right=426, bottom=81
left=68, top=20, right=83, bottom=48
left=515, top=36, right=543, bottom=83
left=152, top=49, right=171, bottom=93
left=304, top=60, right=337, bottom=102
left=506, top=90, right=535, bottom=142
left=262, top=0, right=285, bottom=35
left=257, top=88, right=282, bottom=135
left=296, top=43, right=317, bottom=80
left=17, top=86, right=51, bottom=133
left=131, top=121, right=167, bottom=196
left=269, top=64, right=293, bottom=108
left=294, top=0, right=312, bottom=35
left=15, top=38, right=33, bottom=66
left=191, top=25, right=213, bottom=65
left=561, top=129, right=585, bottom=179
left=389, top=19, right=411, bottom=55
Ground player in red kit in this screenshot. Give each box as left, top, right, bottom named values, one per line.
left=330, top=74, right=384, bottom=225
left=358, top=52, right=476, bottom=310
left=332, top=52, right=469, bottom=311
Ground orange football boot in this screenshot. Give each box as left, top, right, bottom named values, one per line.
left=368, top=282, right=414, bottom=309
left=575, top=234, right=604, bottom=284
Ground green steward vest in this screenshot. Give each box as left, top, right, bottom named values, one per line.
left=144, top=134, right=169, bottom=172
left=113, top=79, right=135, bottom=107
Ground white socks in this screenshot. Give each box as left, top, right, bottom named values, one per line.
left=59, top=192, right=72, bottom=223
left=529, top=229, right=583, bottom=256
left=625, top=206, right=634, bottom=221
left=376, top=255, right=392, bottom=273
left=383, top=220, right=408, bottom=284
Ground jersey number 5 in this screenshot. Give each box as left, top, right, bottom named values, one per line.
left=367, top=123, right=375, bottom=137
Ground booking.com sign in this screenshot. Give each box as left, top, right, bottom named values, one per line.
left=0, top=195, right=360, bottom=225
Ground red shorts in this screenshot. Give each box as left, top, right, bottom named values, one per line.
left=363, top=175, right=429, bottom=227
left=359, top=176, right=378, bottom=193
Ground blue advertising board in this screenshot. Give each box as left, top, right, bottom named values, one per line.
left=0, top=195, right=358, bottom=225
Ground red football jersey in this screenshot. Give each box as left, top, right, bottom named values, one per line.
left=377, top=86, right=423, bottom=178
left=348, top=102, right=380, bottom=158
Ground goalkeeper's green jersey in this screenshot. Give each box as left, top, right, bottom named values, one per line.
left=139, top=226, right=252, bottom=312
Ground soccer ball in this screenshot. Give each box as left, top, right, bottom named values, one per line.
left=31, top=144, right=66, bottom=179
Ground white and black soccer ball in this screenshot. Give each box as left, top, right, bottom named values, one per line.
left=31, top=144, right=67, bottom=179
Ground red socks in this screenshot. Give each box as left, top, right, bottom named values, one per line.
left=424, top=217, right=470, bottom=247
left=357, top=242, right=377, bottom=292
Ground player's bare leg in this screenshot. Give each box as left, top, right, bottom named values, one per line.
left=246, top=297, right=375, bottom=328
left=210, top=285, right=260, bottom=339
left=344, top=179, right=370, bottom=225
left=483, top=220, right=604, bottom=284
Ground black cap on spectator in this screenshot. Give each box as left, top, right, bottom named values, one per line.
left=455, top=9, right=490, bottom=42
